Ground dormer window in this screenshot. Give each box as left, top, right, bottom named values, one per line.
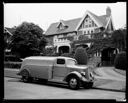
left=57, top=20, right=68, bottom=30
left=58, top=23, right=63, bottom=29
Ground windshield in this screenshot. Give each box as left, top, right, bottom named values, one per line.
left=67, top=59, right=77, bottom=66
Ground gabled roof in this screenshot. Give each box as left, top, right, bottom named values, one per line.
left=88, top=11, right=109, bottom=27
left=98, top=15, right=109, bottom=27
left=4, top=27, right=16, bottom=35
left=45, top=18, right=81, bottom=36
left=45, top=10, right=112, bottom=36
left=76, top=10, right=110, bottom=30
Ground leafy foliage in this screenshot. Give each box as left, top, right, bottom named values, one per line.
left=4, top=62, right=21, bottom=69
left=87, top=56, right=101, bottom=68
left=114, top=51, right=127, bottom=70
left=10, top=22, right=47, bottom=58
left=74, top=47, right=88, bottom=65
left=71, top=29, right=126, bottom=57
left=4, top=55, right=22, bottom=62
left=41, top=47, right=56, bottom=56
left=78, top=35, right=89, bottom=41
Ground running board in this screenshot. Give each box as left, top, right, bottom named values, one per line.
left=48, top=78, right=67, bottom=85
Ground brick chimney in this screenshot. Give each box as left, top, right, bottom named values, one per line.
left=106, top=6, right=111, bottom=17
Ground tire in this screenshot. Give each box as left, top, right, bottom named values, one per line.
left=21, top=70, right=33, bottom=83
left=68, top=76, right=80, bottom=90
left=83, top=82, right=93, bottom=89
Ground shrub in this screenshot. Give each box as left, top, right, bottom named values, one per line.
left=4, top=62, right=21, bottom=69
left=74, top=47, right=88, bottom=65
left=61, top=53, right=74, bottom=58
left=4, top=55, right=22, bottom=62
left=114, top=51, right=127, bottom=70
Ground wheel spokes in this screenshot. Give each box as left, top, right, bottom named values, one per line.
left=70, top=78, right=77, bottom=88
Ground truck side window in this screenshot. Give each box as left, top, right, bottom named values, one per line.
left=57, top=59, right=65, bottom=65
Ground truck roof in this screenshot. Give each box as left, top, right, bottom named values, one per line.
left=24, top=56, right=75, bottom=61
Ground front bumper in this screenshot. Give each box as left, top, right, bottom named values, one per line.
left=81, top=75, right=95, bottom=83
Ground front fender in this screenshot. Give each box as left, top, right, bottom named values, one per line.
left=64, top=71, right=87, bottom=82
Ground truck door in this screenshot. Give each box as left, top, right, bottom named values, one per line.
left=53, top=58, right=67, bottom=79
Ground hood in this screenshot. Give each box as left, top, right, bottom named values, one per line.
left=68, top=65, right=89, bottom=70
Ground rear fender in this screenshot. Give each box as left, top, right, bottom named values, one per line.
left=17, top=66, right=31, bottom=76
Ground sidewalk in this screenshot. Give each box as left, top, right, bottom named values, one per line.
left=93, top=78, right=126, bottom=92
left=93, top=67, right=126, bottom=92
left=114, top=69, right=126, bottom=76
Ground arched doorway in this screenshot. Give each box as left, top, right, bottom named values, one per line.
left=101, top=47, right=116, bottom=66
left=58, top=46, right=70, bottom=55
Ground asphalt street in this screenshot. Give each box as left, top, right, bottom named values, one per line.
left=4, top=67, right=126, bottom=100
left=4, top=77, right=125, bottom=100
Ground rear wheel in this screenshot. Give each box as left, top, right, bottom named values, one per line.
left=68, top=76, right=80, bottom=90
left=21, top=70, right=33, bottom=83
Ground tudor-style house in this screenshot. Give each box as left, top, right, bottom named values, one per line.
left=45, top=7, right=114, bottom=54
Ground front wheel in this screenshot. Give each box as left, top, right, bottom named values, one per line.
left=68, top=76, right=80, bottom=90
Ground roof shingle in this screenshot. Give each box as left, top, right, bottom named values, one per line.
left=45, top=18, right=81, bottom=36
left=45, top=11, right=110, bottom=36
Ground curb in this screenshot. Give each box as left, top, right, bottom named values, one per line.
left=114, top=69, right=126, bottom=76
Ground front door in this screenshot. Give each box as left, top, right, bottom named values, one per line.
left=53, top=58, right=67, bottom=79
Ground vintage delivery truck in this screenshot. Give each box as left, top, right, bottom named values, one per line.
left=17, top=56, right=95, bottom=90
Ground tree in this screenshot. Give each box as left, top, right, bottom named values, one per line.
left=111, top=29, right=126, bottom=52
left=10, top=22, right=47, bottom=58
left=39, top=37, right=47, bottom=52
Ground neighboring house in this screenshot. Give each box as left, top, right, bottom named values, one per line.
left=45, top=7, right=114, bottom=54
left=4, top=27, right=15, bottom=52
left=4, top=27, right=15, bottom=42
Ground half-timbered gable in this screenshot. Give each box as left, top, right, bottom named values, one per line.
left=78, top=14, right=98, bottom=30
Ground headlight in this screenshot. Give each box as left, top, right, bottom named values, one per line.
left=90, top=72, right=93, bottom=77
left=90, top=72, right=94, bottom=79
left=81, top=71, right=86, bottom=76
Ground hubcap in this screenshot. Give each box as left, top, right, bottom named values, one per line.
left=69, top=78, right=77, bottom=88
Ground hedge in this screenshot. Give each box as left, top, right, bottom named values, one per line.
left=4, top=62, right=21, bottom=69
left=4, top=55, right=22, bottom=62
left=114, top=51, right=127, bottom=70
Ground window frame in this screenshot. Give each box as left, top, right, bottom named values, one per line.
left=56, top=58, right=65, bottom=65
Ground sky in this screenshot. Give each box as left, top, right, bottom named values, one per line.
left=4, top=2, right=126, bottom=31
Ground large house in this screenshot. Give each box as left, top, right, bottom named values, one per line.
left=45, top=7, right=114, bottom=54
